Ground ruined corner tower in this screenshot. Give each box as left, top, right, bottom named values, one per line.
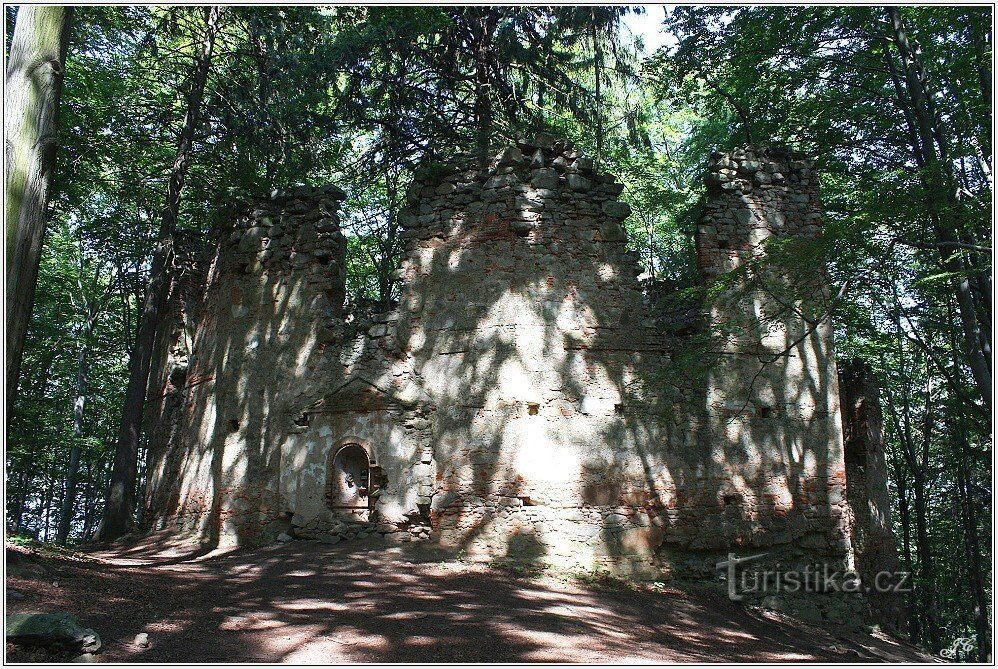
left=144, top=137, right=891, bottom=606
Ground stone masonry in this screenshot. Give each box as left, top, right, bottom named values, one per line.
left=144, top=136, right=890, bottom=593
left=838, top=358, right=904, bottom=631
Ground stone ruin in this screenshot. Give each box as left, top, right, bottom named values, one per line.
left=143, top=135, right=899, bottom=622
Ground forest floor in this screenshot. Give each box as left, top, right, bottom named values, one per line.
left=6, top=535, right=938, bottom=663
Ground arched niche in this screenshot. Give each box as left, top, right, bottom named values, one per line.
left=325, top=438, right=382, bottom=520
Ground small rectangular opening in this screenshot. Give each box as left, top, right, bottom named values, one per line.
left=527, top=402, right=540, bottom=416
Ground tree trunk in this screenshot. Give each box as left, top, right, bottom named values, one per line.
left=911, top=474, right=942, bottom=651
left=891, top=459, right=916, bottom=641
left=955, top=435, right=990, bottom=661
left=471, top=9, right=496, bottom=164
left=80, top=454, right=102, bottom=542
left=98, top=6, right=223, bottom=542
left=893, top=462, right=914, bottom=569
left=41, top=454, right=55, bottom=542
left=4, top=6, right=72, bottom=428
left=592, top=16, right=604, bottom=170
left=11, top=456, right=31, bottom=532
left=56, top=335, right=89, bottom=545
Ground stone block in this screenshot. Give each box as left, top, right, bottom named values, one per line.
left=567, top=174, right=592, bottom=192
left=6, top=613, right=101, bottom=653
left=601, top=200, right=631, bottom=220
left=531, top=168, right=560, bottom=189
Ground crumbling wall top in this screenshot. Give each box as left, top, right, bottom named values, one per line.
left=697, top=145, right=824, bottom=278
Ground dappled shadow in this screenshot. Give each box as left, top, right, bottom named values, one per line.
left=143, top=187, right=349, bottom=547
left=140, top=142, right=854, bottom=598
left=5, top=540, right=923, bottom=663
left=79, top=530, right=225, bottom=567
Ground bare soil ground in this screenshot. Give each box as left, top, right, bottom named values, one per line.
left=6, top=535, right=937, bottom=663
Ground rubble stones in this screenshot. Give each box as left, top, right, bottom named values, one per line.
left=509, top=220, right=534, bottom=236
left=567, top=174, right=592, bottom=192
left=602, top=201, right=631, bottom=219
left=495, top=146, right=523, bottom=166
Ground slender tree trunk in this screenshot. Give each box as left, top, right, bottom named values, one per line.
left=98, top=6, right=223, bottom=542
left=81, top=455, right=100, bottom=541
left=592, top=17, right=604, bottom=170
left=10, top=349, right=55, bottom=533
left=4, top=6, right=72, bottom=427
left=955, top=435, right=990, bottom=660
left=889, top=365, right=943, bottom=651
left=470, top=9, right=496, bottom=164
left=911, top=473, right=942, bottom=651
left=893, top=462, right=913, bottom=568
left=41, top=455, right=55, bottom=542
left=56, top=334, right=89, bottom=544
left=12, top=456, right=31, bottom=532
left=892, top=459, right=918, bottom=642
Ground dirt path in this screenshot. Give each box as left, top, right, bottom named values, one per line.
left=6, top=538, right=935, bottom=663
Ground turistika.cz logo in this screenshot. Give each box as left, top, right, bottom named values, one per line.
left=716, top=552, right=913, bottom=601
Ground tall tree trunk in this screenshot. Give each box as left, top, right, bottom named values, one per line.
left=887, top=360, right=942, bottom=651
left=12, top=455, right=31, bottom=532
left=41, top=454, right=55, bottom=542
left=4, top=6, right=72, bottom=428
left=893, top=461, right=914, bottom=566
left=591, top=14, right=604, bottom=170
left=470, top=9, right=496, bottom=164
left=911, top=473, right=942, bottom=651
left=98, top=6, right=223, bottom=542
left=10, top=347, right=56, bottom=533
left=954, top=434, right=990, bottom=660
left=56, top=332, right=89, bottom=544
left=81, top=454, right=102, bottom=542
left=892, top=459, right=918, bottom=641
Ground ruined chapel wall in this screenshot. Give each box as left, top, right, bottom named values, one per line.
left=381, top=139, right=852, bottom=574
left=143, top=139, right=854, bottom=577
left=142, top=185, right=351, bottom=544
left=392, top=138, right=664, bottom=571
left=691, top=147, right=853, bottom=568
left=143, top=243, right=210, bottom=526
left=838, top=358, right=903, bottom=630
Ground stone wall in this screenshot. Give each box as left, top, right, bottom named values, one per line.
left=691, top=147, right=852, bottom=569
left=143, top=185, right=350, bottom=545
left=143, top=138, right=854, bottom=582
left=839, top=358, right=904, bottom=631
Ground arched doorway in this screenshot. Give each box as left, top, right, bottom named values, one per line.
left=327, top=443, right=371, bottom=519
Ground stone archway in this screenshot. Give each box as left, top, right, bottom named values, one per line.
left=327, top=442, right=371, bottom=520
